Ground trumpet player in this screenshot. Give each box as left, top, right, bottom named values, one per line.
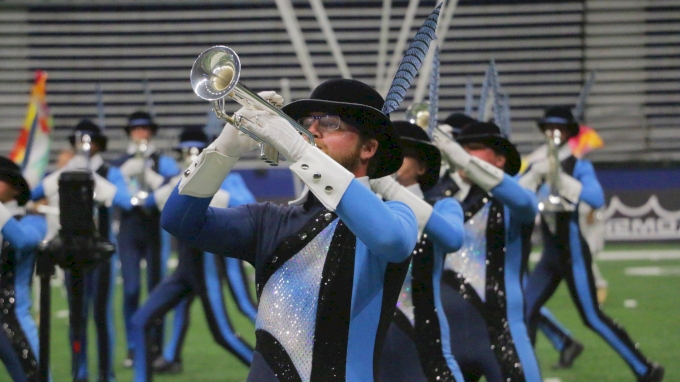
left=112, top=111, right=181, bottom=368
left=429, top=121, right=541, bottom=382
left=373, top=121, right=465, bottom=382
left=519, top=106, right=663, bottom=382
left=162, top=79, right=418, bottom=381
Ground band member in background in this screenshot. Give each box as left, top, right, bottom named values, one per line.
left=0, top=157, right=47, bottom=382
left=112, top=111, right=181, bottom=367
left=162, top=80, right=418, bottom=381
left=374, top=121, right=465, bottom=382
left=430, top=122, right=541, bottom=382
left=520, top=106, right=664, bottom=382
left=131, top=127, right=255, bottom=381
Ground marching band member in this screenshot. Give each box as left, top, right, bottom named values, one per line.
left=373, top=121, right=465, bottom=382
left=0, top=157, right=47, bottom=382
left=111, top=111, right=181, bottom=367
left=162, top=79, right=418, bottom=381
left=430, top=121, right=541, bottom=382
left=520, top=106, right=664, bottom=382
left=131, top=127, right=255, bottom=381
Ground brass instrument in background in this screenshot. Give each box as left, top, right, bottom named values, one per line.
left=76, top=132, right=93, bottom=169
left=130, top=139, right=149, bottom=206
left=190, top=45, right=315, bottom=166
left=538, top=129, right=575, bottom=213
left=405, top=102, right=430, bottom=130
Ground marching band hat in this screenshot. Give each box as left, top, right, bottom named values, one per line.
left=125, top=111, right=158, bottom=135
left=392, top=121, right=441, bottom=191
left=69, top=119, right=108, bottom=151
left=442, top=113, right=475, bottom=138
left=455, top=121, right=521, bottom=176
left=0, top=157, right=30, bottom=206
left=174, top=127, right=209, bottom=150
left=282, top=79, right=402, bottom=178
left=537, top=106, right=580, bottom=137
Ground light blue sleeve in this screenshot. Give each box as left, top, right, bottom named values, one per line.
left=31, top=183, right=45, bottom=201
left=107, top=166, right=134, bottom=211
left=157, top=154, right=181, bottom=178
left=490, top=175, right=538, bottom=225
left=335, top=180, right=418, bottom=263
left=221, top=173, right=257, bottom=207
left=425, top=198, right=465, bottom=253
left=1, top=215, right=47, bottom=254
left=573, top=160, right=605, bottom=209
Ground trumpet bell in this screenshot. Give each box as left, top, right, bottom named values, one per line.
left=405, top=102, right=430, bottom=130
left=191, top=46, right=242, bottom=101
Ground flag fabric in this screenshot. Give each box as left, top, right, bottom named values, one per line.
left=9, top=70, right=53, bottom=189
left=569, top=125, right=604, bottom=158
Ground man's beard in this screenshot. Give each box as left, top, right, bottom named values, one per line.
left=323, top=143, right=363, bottom=174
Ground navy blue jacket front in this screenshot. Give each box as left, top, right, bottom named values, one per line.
left=162, top=178, right=418, bottom=382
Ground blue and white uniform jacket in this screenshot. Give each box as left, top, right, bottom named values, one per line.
left=426, top=172, right=540, bottom=381
left=162, top=177, right=418, bottom=382
left=0, top=201, right=48, bottom=380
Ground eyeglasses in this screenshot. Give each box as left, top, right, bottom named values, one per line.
left=297, top=115, right=342, bottom=131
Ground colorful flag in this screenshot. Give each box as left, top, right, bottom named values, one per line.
left=9, top=70, right=53, bottom=188
left=569, top=125, right=604, bottom=158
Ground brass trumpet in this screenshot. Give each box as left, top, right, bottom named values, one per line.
left=405, top=102, right=430, bottom=130
left=538, top=129, right=574, bottom=212
left=130, top=139, right=149, bottom=206
left=190, top=46, right=315, bottom=166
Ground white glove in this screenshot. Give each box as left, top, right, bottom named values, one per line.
left=237, top=109, right=310, bottom=162
left=210, top=189, right=231, bottom=208
left=213, top=122, right=259, bottom=157
left=42, top=170, right=63, bottom=198
left=93, top=173, right=117, bottom=206
left=433, top=129, right=504, bottom=192
left=433, top=129, right=470, bottom=169
left=519, top=159, right=549, bottom=192
left=256, top=90, right=284, bottom=108
left=557, top=173, right=583, bottom=203
left=370, top=176, right=433, bottom=232
left=144, top=168, right=165, bottom=190
left=120, top=157, right=145, bottom=177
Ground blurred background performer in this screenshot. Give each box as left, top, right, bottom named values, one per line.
left=132, top=127, right=255, bottom=381
left=162, top=80, right=418, bottom=382
left=111, top=111, right=181, bottom=367
left=430, top=122, right=541, bottom=382
left=374, top=121, right=465, bottom=382
left=0, top=157, right=47, bottom=382
left=520, top=106, right=664, bottom=382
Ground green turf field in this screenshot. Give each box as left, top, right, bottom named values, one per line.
left=3, top=251, right=678, bottom=381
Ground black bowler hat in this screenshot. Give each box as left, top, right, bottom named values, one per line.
left=125, top=111, right=158, bottom=135
left=392, top=121, right=441, bottom=191
left=455, top=121, right=521, bottom=176
left=442, top=113, right=475, bottom=138
left=0, top=157, right=30, bottom=206
left=537, top=106, right=579, bottom=137
left=174, top=127, right=209, bottom=150
left=69, top=119, right=108, bottom=151
left=282, top=79, right=402, bottom=178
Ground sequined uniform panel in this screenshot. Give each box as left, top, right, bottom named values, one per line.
left=396, top=261, right=415, bottom=325
left=256, top=219, right=339, bottom=382
left=412, top=234, right=457, bottom=382
left=444, top=204, right=489, bottom=302
left=0, top=234, right=39, bottom=381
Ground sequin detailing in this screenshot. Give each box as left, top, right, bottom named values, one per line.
left=445, top=203, right=490, bottom=301
left=396, top=261, right=415, bottom=325
left=256, top=219, right=338, bottom=382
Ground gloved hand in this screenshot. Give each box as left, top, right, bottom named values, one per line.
left=93, top=173, right=117, bottom=206
left=64, top=155, right=88, bottom=170
left=432, top=129, right=470, bottom=169
left=213, top=122, right=259, bottom=157
left=120, top=157, right=145, bottom=177
left=519, top=159, right=550, bottom=192
left=144, top=168, right=165, bottom=190
left=370, top=175, right=433, bottom=232
left=256, top=90, right=284, bottom=108
left=237, top=109, right=310, bottom=162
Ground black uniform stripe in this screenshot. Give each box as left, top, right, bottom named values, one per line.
left=255, top=330, right=302, bottom=382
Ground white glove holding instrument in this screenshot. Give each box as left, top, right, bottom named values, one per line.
left=519, top=158, right=582, bottom=203
left=370, top=176, right=433, bottom=232
left=120, top=157, right=145, bottom=177
left=236, top=109, right=310, bottom=162
left=519, top=159, right=549, bottom=192
left=179, top=91, right=282, bottom=198
left=93, top=173, right=117, bottom=206
left=433, top=129, right=505, bottom=192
